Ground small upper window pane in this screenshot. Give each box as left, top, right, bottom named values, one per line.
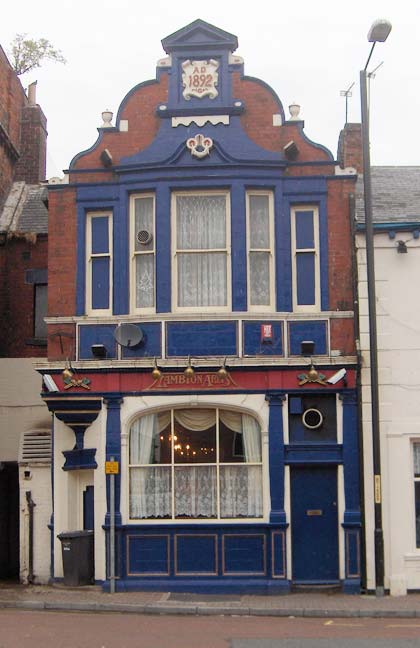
left=249, top=195, right=270, bottom=249
left=295, top=211, right=314, bottom=249
left=134, top=197, right=154, bottom=252
left=91, top=216, right=109, bottom=254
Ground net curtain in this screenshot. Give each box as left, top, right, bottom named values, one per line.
left=129, top=409, right=262, bottom=519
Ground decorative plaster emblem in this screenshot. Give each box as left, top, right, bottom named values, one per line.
left=172, top=115, right=229, bottom=128
left=182, top=59, right=219, bottom=100
left=297, top=365, right=328, bottom=386
left=186, top=134, right=214, bottom=158
left=63, top=376, right=91, bottom=390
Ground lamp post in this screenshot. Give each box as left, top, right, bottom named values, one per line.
left=360, top=18, right=392, bottom=597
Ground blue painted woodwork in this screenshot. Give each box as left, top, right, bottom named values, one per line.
left=231, top=184, right=247, bottom=311
left=114, top=187, right=129, bottom=315
left=91, top=257, right=110, bottom=310
left=45, top=398, right=101, bottom=472
left=289, top=394, right=337, bottom=444
left=340, top=392, right=361, bottom=591
left=285, top=444, right=343, bottom=465
left=296, top=253, right=315, bottom=305
left=288, top=320, right=328, bottom=355
left=290, top=466, right=339, bottom=582
left=155, top=185, right=171, bottom=313
left=121, top=322, right=162, bottom=358
left=340, top=392, right=360, bottom=522
left=166, top=321, right=237, bottom=357
left=223, top=534, right=265, bottom=574
left=83, top=486, right=95, bottom=531
left=79, top=325, right=117, bottom=359
left=91, top=216, right=109, bottom=253
left=271, top=530, right=287, bottom=578
left=128, top=535, right=169, bottom=575
left=104, top=396, right=123, bottom=526
left=243, top=321, right=283, bottom=356
left=62, top=448, right=97, bottom=471
left=106, top=523, right=292, bottom=592
left=175, top=535, right=217, bottom=574
left=266, top=393, right=287, bottom=525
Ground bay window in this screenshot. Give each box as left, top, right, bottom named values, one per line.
left=129, top=408, right=263, bottom=520
left=173, top=192, right=230, bottom=310
left=131, top=194, right=155, bottom=311
left=247, top=192, right=274, bottom=309
left=291, top=206, right=320, bottom=311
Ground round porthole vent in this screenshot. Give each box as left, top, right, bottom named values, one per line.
left=137, top=230, right=153, bottom=245
left=302, top=408, right=323, bottom=430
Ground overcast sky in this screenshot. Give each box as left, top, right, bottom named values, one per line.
left=1, top=0, right=418, bottom=178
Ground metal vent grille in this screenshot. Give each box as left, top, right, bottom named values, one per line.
left=19, top=429, right=52, bottom=464
left=137, top=230, right=153, bottom=245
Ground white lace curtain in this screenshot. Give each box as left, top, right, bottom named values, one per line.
left=129, top=409, right=262, bottom=519
left=176, top=195, right=227, bottom=307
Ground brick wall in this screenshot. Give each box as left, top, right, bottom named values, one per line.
left=337, top=123, right=362, bottom=173
left=0, top=235, right=48, bottom=357
left=0, top=46, right=25, bottom=206
left=47, top=188, right=77, bottom=318
left=14, top=103, right=47, bottom=183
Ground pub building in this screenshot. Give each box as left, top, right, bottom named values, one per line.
left=39, top=20, right=360, bottom=592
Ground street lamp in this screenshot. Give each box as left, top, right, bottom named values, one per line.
left=360, top=18, right=392, bottom=597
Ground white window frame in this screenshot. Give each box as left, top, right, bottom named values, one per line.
left=246, top=190, right=275, bottom=311
left=86, top=211, right=113, bottom=316
left=130, top=193, right=156, bottom=314
left=128, top=406, right=264, bottom=523
left=291, top=205, right=320, bottom=312
left=172, top=190, right=231, bottom=313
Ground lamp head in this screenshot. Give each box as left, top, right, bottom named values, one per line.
left=151, top=357, right=162, bottom=380
left=184, top=356, right=194, bottom=377
left=368, top=19, right=392, bottom=43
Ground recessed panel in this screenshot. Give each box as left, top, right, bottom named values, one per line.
left=223, top=534, right=266, bottom=575
left=175, top=534, right=217, bottom=575
left=127, top=535, right=169, bottom=576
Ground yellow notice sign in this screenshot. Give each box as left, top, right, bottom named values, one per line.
left=105, top=461, right=119, bottom=474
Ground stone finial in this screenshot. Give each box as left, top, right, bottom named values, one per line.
left=101, top=110, right=113, bottom=128
left=288, top=102, right=301, bottom=121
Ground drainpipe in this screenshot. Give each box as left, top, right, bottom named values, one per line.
left=25, top=491, right=36, bottom=584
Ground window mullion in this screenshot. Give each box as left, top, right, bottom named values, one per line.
left=171, top=409, right=175, bottom=520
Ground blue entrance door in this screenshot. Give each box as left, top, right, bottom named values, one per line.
left=290, top=466, right=339, bottom=583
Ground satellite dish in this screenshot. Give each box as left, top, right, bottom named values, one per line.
left=114, top=323, right=143, bottom=348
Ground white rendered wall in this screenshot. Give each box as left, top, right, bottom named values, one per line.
left=53, top=410, right=107, bottom=582
left=19, top=464, right=52, bottom=584
left=0, top=359, right=49, bottom=460
left=357, top=231, right=420, bottom=594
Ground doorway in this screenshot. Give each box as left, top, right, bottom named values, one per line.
left=0, top=462, right=19, bottom=579
left=290, top=465, right=339, bottom=583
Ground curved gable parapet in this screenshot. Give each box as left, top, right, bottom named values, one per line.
left=117, top=116, right=285, bottom=171
left=240, top=74, right=286, bottom=123
left=285, top=120, right=334, bottom=161
left=69, top=74, right=169, bottom=171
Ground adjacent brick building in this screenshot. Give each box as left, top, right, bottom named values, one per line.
left=0, top=44, right=50, bottom=582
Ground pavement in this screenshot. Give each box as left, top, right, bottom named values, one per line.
left=2, top=582, right=420, bottom=618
